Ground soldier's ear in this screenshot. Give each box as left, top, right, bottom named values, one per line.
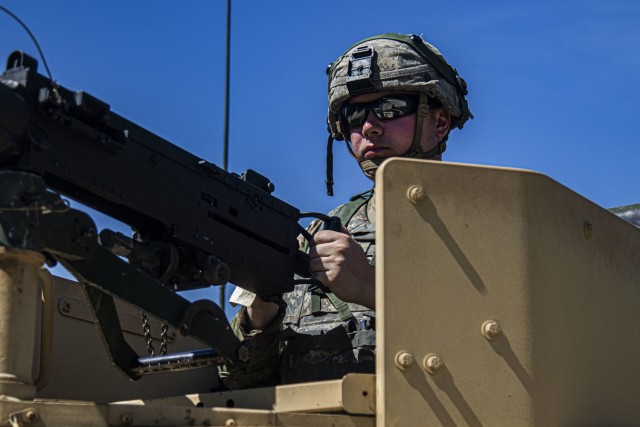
left=434, top=109, right=451, bottom=142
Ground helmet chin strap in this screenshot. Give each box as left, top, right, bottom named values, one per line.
left=353, top=93, right=447, bottom=180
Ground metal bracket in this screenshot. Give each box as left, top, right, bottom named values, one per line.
left=346, top=45, right=376, bottom=96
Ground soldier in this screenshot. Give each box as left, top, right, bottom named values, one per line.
left=220, top=33, right=472, bottom=389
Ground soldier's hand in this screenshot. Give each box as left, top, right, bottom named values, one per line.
left=246, top=296, right=280, bottom=330
left=308, top=230, right=375, bottom=310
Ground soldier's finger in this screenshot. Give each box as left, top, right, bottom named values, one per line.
left=311, top=230, right=343, bottom=244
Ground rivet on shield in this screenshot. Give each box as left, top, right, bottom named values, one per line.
left=407, top=185, right=426, bottom=204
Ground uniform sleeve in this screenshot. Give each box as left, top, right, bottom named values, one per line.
left=218, top=306, right=284, bottom=390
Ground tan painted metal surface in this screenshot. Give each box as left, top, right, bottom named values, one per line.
left=35, top=276, right=221, bottom=402
left=0, top=399, right=275, bottom=427
left=376, top=158, right=640, bottom=426
left=0, top=248, right=44, bottom=399
left=123, top=373, right=375, bottom=415
left=0, top=397, right=373, bottom=426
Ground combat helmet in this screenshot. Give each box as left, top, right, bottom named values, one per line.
left=324, top=33, right=472, bottom=195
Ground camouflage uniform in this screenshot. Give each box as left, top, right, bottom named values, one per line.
left=610, top=204, right=640, bottom=228
left=220, top=191, right=376, bottom=389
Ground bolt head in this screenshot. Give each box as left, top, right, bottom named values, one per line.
left=394, top=351, right=414, bottom=370
left=423, top=353, right=444, bottom=374
left=225, top=418, right=236, bottom=427
left=407, top=185, right=426, bottom=204
left=481, top=320, right=503, bottom=340
left=24, top=409, right=38, bottom=423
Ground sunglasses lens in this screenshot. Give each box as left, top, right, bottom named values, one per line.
left=376, top=97, right=415, bottom=119
left=341, top=95, right=418, bottom=128
left=342, top=105, right=368, bottom=128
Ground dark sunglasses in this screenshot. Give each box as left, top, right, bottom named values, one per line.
left=340, top=95, right=419, bottom=129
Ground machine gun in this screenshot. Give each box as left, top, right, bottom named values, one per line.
left=0, top=51, right=312, bottom=379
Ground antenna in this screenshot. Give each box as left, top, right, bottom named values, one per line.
left=220, top=0, right=232, bottom=312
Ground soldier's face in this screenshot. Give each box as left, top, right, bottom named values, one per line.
left=346, top=91, right=448, bottom=163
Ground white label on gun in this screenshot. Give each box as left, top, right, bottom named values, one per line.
left=229, top=286, right=257, bottom=307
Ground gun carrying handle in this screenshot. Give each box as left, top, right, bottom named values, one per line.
left=322, top=216, right=343, bottom=232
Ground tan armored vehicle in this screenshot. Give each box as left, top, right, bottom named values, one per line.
left=1, top=157, right=639, bottom=426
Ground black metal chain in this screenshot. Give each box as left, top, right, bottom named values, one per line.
left=160, top=323, right=169, bottom=355
left=141, top=311, right=169, bottom=357
left=141, top=311, right=155, bottom=357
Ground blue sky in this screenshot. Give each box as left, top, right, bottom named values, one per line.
left=1, top=1, right=638, bottom=310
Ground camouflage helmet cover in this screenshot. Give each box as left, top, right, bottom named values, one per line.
left=327, top=33, right=472, bottom=141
